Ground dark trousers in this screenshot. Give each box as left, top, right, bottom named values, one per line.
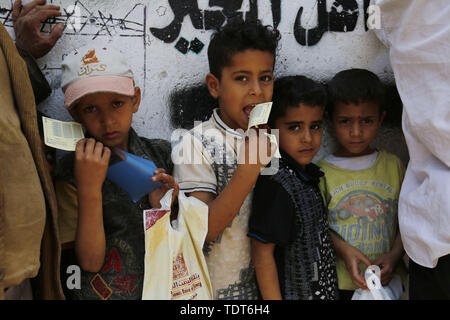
left=409, top=253, right=450, bottom=300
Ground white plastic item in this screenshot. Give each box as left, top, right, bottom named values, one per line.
left=351, top=265, right=403, bottom=300
left=142, top=189, right=213, bottom=300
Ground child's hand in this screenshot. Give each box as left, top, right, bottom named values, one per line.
left=148, top=168, right=179, bottom=208
left=331, top=232, right=371, bottom=289
left=74, top=138, right=110, bottom=191
left=371, top=252, right=401, bottom=286
left=371, top=232, right=404, bottom=286
left=238, top=126, right=276, bottom=172
left=341, top=244, right=372, bottom=289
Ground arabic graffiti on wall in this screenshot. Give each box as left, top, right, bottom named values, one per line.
left=0, top=0, right=377, bottom=54
left=150, top=0, right=280, bottom=41
left=295, top=0, right=371, bottom=46
left=149, top=0, right=280, bottom=54
left=149, top=0, right=373, bottom=53
left=0, top=0, right=395, bottom=155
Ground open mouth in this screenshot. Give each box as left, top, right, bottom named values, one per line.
left=243, top=104, right=256, bottom=119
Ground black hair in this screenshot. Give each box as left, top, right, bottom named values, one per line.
left=326, top=68, right=386, bottom=118
left=268, top=75, right=327, bottom=127
left=208, top=19, right=281, bottom=79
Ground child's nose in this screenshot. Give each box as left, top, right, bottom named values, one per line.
left=350, top=123, right=362, bottom=136
left=100, top=113, right=115, bottom=126
left=302, top=130, right=312, bottom=143
left=249, top=79, right=262, bottom=96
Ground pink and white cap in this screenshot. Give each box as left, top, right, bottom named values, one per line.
left=61, top=45, right=135, bottom=109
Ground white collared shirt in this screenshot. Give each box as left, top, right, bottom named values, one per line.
left=171, top=109, right=259, bottom=299
left=172, top=108, right=244, bottom=194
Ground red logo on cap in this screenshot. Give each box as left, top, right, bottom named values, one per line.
left=82, top=49, right=99, bottom=65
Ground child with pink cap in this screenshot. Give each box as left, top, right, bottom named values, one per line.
left=55, top=44, right=177, bottom=300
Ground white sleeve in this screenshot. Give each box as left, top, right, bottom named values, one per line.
left=375, top=0, right=450, bottom=167
left=374, top=0, right=450, bottom=267
left=172, top=131, right=217, bottom=194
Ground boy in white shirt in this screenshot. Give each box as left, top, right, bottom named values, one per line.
left=172, top=19, right=280, bottom=299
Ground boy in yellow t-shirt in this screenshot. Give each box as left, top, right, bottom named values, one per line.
left=318, top=69, right=405, bottom=300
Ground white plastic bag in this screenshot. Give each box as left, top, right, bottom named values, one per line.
left=351, top=265, right=403, bottom=300
left=142, top=190, right=213, bottom=300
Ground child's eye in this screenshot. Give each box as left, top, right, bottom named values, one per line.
left=288, top=125, right=301, bottom=131
left=362, top=119, right=374, bottom=124
left=83, top=105, right=96, bottom=113
left=338, top=119, right=349, bottom=125
left=311, top=123, right=322, bottom=130
left=235, top=76, right=248, bottom=82
left=260, top=75, right=273, bottom=82
left=112, top=101, right=124, bottom=108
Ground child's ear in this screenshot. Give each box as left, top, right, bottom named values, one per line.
left=206, top=73, right=220, bottom=99
left=131, top=87, right=141, bottom=113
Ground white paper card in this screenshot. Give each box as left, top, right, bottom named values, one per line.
left=248, top=102, right=273, bottom=130
left=42, top=116, right=84, bottom=151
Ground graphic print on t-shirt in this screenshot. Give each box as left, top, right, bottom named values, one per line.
left=329, top=187, right=397, bottom=260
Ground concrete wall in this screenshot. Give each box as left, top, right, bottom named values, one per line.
left=0, top=0, right=408, bottom=163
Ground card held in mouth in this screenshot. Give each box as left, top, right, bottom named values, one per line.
left=42, top=116, right=84, bottom=151
left=247, top=102, right=273, bottom=130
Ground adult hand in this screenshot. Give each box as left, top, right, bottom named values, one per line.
left=12, top=0, right=64, bottom=58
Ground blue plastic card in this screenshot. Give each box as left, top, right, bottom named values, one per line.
left=106, top=149, right=162, bottom=203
